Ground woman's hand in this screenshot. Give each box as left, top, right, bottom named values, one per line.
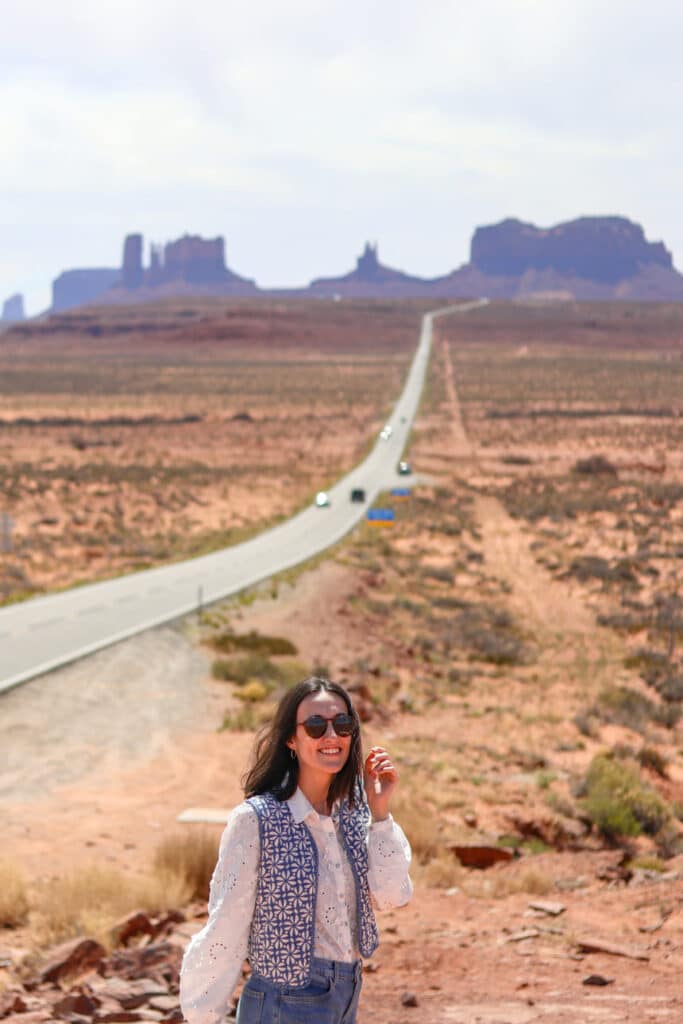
left=364, top=746, right=399, bottom=822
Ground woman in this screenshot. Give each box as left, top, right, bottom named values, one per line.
left=180, top=676, right=413, bottom=1024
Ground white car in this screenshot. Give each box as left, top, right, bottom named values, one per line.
left=315, top=491, right=330, bottom=507
left=379, top=423, right=393, bottom=440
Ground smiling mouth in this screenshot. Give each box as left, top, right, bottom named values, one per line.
left=319, top=748, right=342, bottom=756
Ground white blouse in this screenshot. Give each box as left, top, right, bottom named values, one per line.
left=180, top=788, right=413, bottom=1024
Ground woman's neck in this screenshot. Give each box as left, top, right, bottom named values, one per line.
left=297, top=774, right=332, bottom=815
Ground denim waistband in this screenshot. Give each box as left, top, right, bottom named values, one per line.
left=309, top=957, right=361, bottom=981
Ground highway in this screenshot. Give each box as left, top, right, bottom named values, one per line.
left=0, top=301, right=485, bottom=694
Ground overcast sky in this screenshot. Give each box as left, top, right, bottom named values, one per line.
left=3, top=0, right=682, bottom=314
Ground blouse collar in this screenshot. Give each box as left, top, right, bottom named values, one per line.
left=287, top=786, right=339, bottom=825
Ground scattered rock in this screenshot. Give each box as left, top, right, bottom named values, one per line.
left=527, top=900, right=566, bottom=917
left=110, top=911, right=155, bottom=947
left=582, top=974, right=614, bottom=986
left=0, top=991, right=29, bottom=1016
left=501, top=929, right=540, bottom=944
left=52, top=988, right=100, bottom=1017
left=450, top=845, right=514, bottom=869
left=575, top=937, right=650, bottom=961
left=400, top=991, right=419, bottom=1007
left=35, top=937, right=107, bottom=985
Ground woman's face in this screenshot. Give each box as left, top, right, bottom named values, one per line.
left=286, top=690, right=353, bottom=783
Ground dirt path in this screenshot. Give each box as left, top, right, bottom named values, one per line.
left=440, top=338, right=475, bottom=459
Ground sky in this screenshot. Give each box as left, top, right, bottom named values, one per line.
left=2, top=0, right=682, bottom=315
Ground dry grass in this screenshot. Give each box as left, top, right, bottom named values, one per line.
left=30, top=863, right=191, bottom=949
left=0, top=859, right=29, bottom=927
left=463, top=865, right=554, bottom=899
left=152, top=829, right=220, bottom=902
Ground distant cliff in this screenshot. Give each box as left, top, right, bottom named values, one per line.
left=41, top=215, right=683, bottom=313
left=308, top=242, right=437, bottom=297
left=470, top=216, right=673, bottom=284
left=311, top=219, right=683, bottom=301
left=52, top=269, right=121, bottom=312
left=50, top=233, right=257, bottom=312
left=1, top=293, right=25, bottom=321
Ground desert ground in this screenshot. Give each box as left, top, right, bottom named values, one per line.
left=1, top=298, right=683, bottom=1023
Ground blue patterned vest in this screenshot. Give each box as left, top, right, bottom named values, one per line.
left=246, top=791, right=379, bottom=986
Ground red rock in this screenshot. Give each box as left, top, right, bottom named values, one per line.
left=37, top=938, right=106, bottom=985
left=110, top=912, right=154, bottom=948
left=0, top=991, right=29, bottom=1016
left=576, top=937, right=650, bottom=961
left=450, top=845, right=514, bottom=869
left=53, top=990, right=99, bottom=1017
left=400, top=991, right=419, bottom=1007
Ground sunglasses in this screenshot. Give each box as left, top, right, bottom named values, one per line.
left=296, top=713, right=356, bottom=739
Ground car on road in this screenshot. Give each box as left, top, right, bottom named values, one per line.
left=397, top=460, right=412, bottom=475
left=380, top=423, right=393, bottom=440
left=350, top=488, right=366, bottom=503
left=315, top=491, right=330, bottom=507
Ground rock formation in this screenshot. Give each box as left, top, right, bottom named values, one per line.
left=470, top=216, right=673, bottom=284
left=52, top=269, right=121, bottom=313
left=308, top=241, right=436, bottom=297
left=121, top=233, right=143, bottom=289
left=40, top=215, right=683, bottom=312
left=51, top=233, right=258, bottom=312
left=1, top=293, right=25, bottom=321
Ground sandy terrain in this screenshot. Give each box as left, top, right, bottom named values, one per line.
left=2, top=299, right=682, bottom=1022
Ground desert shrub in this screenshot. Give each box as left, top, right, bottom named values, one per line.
left=0, top=860, right=29, bottom=927
left=579, top=753, right=672, bottom=841
left=153, top=830, right=219, bottom=901
left=501, top=454, right=533, bottom=466
left=637, top=746, right=669, bottom=777
left=629, top=855, right=667, bottom=872
left=210, top=652, right=301, bottom=690
left=421, top=565, right=455, bottom=585
left=641, top=664, right=683, bottom=703
left=568, top=556, right=638, bottom=586
left=572, top=454, right=618, bottom=476
left=573, top=708, right=600, bottom=738
left=234, top=680, right=269, bottom=702
left=594, top=685, right=676, bottom=733
left=432, top=595, right=470, bottom=611
left=454, top=603, right=531, bottom=666
left=653, top=821, right=683, bottom=858
left=210, top=630, right=298, bottom=656
left=220, top=700, right=274, bottom=732
left=394, top=596, right=425, bottom=614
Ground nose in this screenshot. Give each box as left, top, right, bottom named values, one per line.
left=323, top=720, right=337, bottom=737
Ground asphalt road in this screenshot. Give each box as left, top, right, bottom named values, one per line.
left=0, top=301, right=485, bottom=694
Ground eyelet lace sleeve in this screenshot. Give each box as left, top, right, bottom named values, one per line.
left=367, top=814, right=413, bottom=910
left=180, top=802, right=260, bottom=1024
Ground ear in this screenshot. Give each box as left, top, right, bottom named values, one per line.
left=286, top=737, right=296, bottom=751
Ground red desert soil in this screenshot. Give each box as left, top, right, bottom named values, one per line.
left=2, top=299, right=683, bottom=1022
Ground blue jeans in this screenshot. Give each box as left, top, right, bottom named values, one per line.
left=236, top=957, right=362, bottom=1024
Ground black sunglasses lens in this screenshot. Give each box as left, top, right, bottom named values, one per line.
left=301, top=714, right=355, bottom=738
left=333, top=714, right=354, bottom=736
left=302, top=716, right=327, bottom=739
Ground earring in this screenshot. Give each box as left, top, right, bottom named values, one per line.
left=290, top=749, right=297, bottom=760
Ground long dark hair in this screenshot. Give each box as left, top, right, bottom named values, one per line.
left=242, top=677, right=363, bottom=809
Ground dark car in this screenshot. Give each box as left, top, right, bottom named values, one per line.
left=350, top=487, right=366, bottom=503
left=397, top=461, right=412, bottom=475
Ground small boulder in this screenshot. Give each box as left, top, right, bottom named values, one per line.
left=36, top=937, right=106, bottom=985
left=450, top=845, right=514, bottom=869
